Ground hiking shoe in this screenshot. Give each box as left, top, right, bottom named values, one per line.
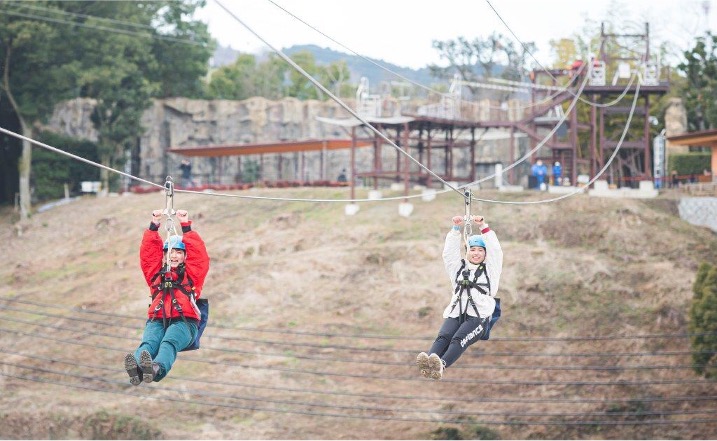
left=416, top=352, right=430, bottom=378
left=427, top=353, right=444, bottom=380
left=139, top=350, right=154, bottom=383
left=124, top=353, right=141, bottom=386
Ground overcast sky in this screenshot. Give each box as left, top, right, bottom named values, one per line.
left=195, top=0, right=715, bottom=69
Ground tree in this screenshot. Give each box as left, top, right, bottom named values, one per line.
left=319, top=59, right=353, bottom=99
left=689, top=262, right=717, bottom=379
left=0, top=1, right=72, bottom=218
left=285, top=51, right=321, bottom=100
left=428, top=33, right=536, bottom=100
left=0, top=0, right=213, bottom=213
left=206, top=51, right=353, bottom=101
left=207, top=54, right=260, bottom=100
left=678, top=32, right=717, bottom=132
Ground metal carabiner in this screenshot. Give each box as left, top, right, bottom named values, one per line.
left=463, top=189, right=473, bottom=239
left=163, top=176, right=176, bottom=217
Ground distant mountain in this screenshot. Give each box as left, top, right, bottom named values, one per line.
left=211, top=44, right=440, bottom=92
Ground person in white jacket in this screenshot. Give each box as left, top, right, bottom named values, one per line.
left=416, top=214, right=503, bottom=380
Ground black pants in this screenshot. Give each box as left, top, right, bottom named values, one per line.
left=427, top=315, right=489, bottom=368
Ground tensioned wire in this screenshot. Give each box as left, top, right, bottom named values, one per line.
left=3, top=370, right=715, bottom=426
left=0, top=8, right=207, bottom=46
left=2, top=360, right=716, bottom=423
left=1, top=7, right=639, bottom=205
left=2, top=326, right=714, bottom=387
left=0, top=68, right=590, bottom=204
left=0, top=307, right=715, bottom=364
left=210, top=0, right=466, bottom=199
left=4, top=1, right=623, bottom=113
left=212, top=0, right=645, bottom=206
left=1, top=1, right=631, bottom=204
left=5, top=348, right=717, bottom=405
left=3, top=0, right=647, bottom=112
left=263, top=0, right=642, bottom=111
left=260, top=0, right=590, bottom=112
left=461, top=78, right=642, bottom=205
left=4, top=311, right=713, bottom=370
left=483, top=0, right=651, bottom=108
left=9, top=297, right=716, bottom=344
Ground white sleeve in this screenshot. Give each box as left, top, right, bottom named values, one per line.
left=443, top=229, right=463, bottom=282
left=482, top=228, right=503, bottom=297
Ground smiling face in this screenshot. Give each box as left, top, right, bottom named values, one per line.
left=166, top=248, right=186, bottom=268
left=467, top=246, right=486, bottom=265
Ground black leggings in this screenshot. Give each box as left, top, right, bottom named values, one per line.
left=427, top=315, right=489, bottom=368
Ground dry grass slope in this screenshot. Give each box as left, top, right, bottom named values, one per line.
left=1, top=187, right=716, bottom=439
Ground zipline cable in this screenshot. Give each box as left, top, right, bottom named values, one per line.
left=2, top=325, right=714, bottom=386
left=6, top=298, right=716, bottom=343
left=3, top=371, right=715, bottom=426
left=3, top=359, right=715, bottom=421
left=3, top=313, right=710, bottom=371
left=5, top=347, right=716, bottom=406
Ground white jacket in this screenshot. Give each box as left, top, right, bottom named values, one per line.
left=442, top=225, right=503, bottom=319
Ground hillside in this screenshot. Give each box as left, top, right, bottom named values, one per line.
left=214, top=43, right=437, bottom=88
left=1, top=187, right=716, bottom=439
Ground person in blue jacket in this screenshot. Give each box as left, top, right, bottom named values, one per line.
left=553, top=161, right=562, bottom=186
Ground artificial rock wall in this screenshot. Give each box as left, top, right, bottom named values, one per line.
left=45, top=96, right=520, bottom=188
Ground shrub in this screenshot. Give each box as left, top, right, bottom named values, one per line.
left=688, top=262, right=717, bottom=378
left=668, top=153, right=711, bottom=175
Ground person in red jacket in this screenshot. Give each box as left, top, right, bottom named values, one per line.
left=124, top=209, right=210, bottom=385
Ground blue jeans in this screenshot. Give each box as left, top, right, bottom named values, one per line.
left=134, top=319, right=197, bottom=382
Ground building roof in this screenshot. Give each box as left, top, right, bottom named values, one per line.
left=168, top=139, right=371, bottom=157
left=315, top=115, right=415, bottom=127
left=667, top=129, right=717, bottom=147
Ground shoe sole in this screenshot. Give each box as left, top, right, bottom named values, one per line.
left=124, top=353, right=141, bottom=386
left=416, top=352, right=430, bottom=378
left=139, top=350, right=154, bottom=383
left=427, top=355, right=443, bottom=380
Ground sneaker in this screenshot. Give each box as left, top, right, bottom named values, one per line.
left=416, top=352, right=430, bottom=378
left=139, top=350, right=154, bottom=383
left=124, top=353, right=141, bottom=386
left=427, top=353, right=444, bottom=380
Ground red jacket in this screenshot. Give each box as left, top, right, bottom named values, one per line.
left=139, top=221, right=210, bottom=321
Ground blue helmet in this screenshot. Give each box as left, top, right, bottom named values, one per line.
left=163, top=235, right=186, bottom=251
left=468, top=235, right=486, bottom=249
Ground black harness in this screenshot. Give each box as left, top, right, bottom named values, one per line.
left=448, top=259, right=491, bottom=323
left=149, top=263, right=198, bottom=332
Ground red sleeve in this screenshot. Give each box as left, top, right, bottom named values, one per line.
left=182, top=230, right=210, bottom=298
left=140, top=229, right=163, bottom=286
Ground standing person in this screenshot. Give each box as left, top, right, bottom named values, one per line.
left=416, top=214, right=503, bottom=380
left=531, top=160, right=547, bottom=189
left=552, top=161, right=562, bottom=187
left=124, top=209, right=210, bottom=385
left=179, top=160, right=194, bottom=188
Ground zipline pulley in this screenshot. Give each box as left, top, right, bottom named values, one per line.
left=463, top=189, right=473, bottom=244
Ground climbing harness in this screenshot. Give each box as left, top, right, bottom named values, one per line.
left=148, top=176, right=209, bottom=351
left=448, top=259, right=490, bottom=323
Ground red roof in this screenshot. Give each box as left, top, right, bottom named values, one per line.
left=168, top=139, right=371, bottom=157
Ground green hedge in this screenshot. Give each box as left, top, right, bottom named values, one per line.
left=668, top=153, right=711, bottom=175
left=32, top=131, right=100, bottom=201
